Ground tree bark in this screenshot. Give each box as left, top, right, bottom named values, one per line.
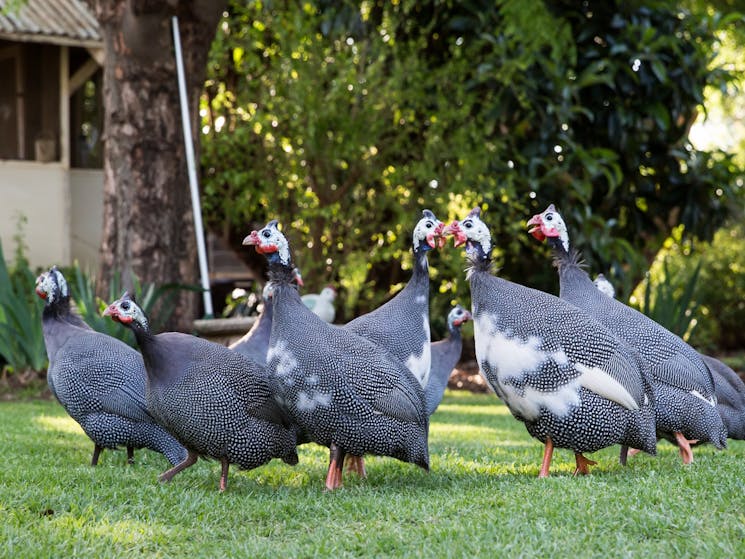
left=88, top=0, right=226, bottom=330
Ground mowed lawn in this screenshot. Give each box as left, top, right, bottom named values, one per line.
left=1, top=392, right=743, bottom=558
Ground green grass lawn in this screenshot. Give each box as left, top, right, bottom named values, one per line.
left=1, top=392, right=743, bottom=558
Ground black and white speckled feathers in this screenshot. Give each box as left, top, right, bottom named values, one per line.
left=104, top=292, right=298, bottom=490
left=425, top=305, right=471, bottom=416
left=701, top=355, right=745, bottom=440
left=446, top=209, right=657, bottom=466
left=243, top=221, right=430, bottom=480
left=36, top=268, right=187, bottom=467
left=528, top=204, right=727, bottom=450
left=345, top=209, right=444, bottom=387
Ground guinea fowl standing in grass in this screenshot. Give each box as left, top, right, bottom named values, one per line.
left=244, top=220, right=429, bottom=490
left=444, top=208, right=656, bottom=477
left=36, top=267, right=187, bottom=467
left=342, top=209, right=443, bottom=474
left=527, top=204, right=727, bottom=463
left=592, top=273, right=745, bottom=441
left=104, top=293, right=298, bottom=492
left=425, top=305, right=472, bottom=416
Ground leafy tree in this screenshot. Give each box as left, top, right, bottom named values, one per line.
left=201, top=0, right=743, bottom=333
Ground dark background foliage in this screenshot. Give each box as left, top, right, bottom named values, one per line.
left=200, top=0, right=743, bottom=337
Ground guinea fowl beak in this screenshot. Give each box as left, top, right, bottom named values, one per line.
left=102, top=304, right=115, bottom=317
left=435, top=222, right=447, bottom=248
left=442, top=221, right=467, bottom=247
left=242, top=231, right=261, bottom=246
left=526, top=214, right=546, bottom=242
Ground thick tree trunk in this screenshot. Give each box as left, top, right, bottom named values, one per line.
left=88, top=0, right=226, bottom=330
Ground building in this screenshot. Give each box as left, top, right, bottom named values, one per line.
left=0, top=0, right=103, bottom=271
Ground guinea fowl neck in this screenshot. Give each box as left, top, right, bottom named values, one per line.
left=42, top=296, right=73, bottom=322
left=410, top=249, right=431, bottom=285
left=267, top=261, right=297, bottom=286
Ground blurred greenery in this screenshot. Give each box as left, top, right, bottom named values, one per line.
left=637, top=221, right=745, bottom=352
left=200, top=0, right=744, bottom=336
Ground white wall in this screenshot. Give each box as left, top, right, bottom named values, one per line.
left=0, top=161, right=70, bottom=270
left=70, top=168, right=104, bottom=271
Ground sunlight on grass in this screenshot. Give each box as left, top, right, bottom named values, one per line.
left=0, top=395, right=743, bottom=557
left=34, top=414, right=85, bottom=436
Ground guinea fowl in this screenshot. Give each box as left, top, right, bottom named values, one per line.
left=527, top=204, right=727, bottom=463
left=302, top=286, right=337, bottom=323
left=36, top=267, right=187, bottom=467
left=425, top=305, right=472, bottom=416
left=229, top=283, right=277, bottom=365
left=345, top=209, right=444, bottom=388
left=243, top=220, right=429, bottom=490
left=444, top=208, right=657, bottom=477
left=104, top=293, right=298, bottom=492
left=701, top=355, right=745, bottom=440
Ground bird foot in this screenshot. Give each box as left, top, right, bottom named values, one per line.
left=573, top=453, right=597, bottom=476
left=674, top=432, right=694, bottom=465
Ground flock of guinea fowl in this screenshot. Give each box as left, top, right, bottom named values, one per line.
left=35, top=204, right=745, bottom=492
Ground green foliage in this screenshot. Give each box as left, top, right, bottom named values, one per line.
left=648, top=221, right=745, bottom=352
left=635, top=257, right=702, bottom=341
left=201, top=0, right=744, bottom=325
left=4, top=395, right=745, bottom=556
left=0, top=228, right=47, bottom=375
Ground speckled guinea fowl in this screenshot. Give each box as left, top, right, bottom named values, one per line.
left=243, top=220, right=429, bottom=490
left=229, top=283, right=276, bottom=365
left=345, top=209, right=444, bottom=388
left=425, top=305, right=471, bottom=416
left=444, top=208, right=657, bottom=477
left=527, top=204, right=727, bottom=462
left=701, top=355, right=745, bottom=440
left=36, top=267, right=187, bottom=467
left=104, top=293, right=298, bottom=492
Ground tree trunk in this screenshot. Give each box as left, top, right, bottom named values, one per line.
left=88, top=0, right=226, bottom=330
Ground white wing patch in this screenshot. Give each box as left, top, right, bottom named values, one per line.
left=498, top=382, right=581, bottom=421
left=690, top=390, right=716, bottom=406
left=474, top=314, right=567, bottom=382
left=405, top=315, right=432, bottom=386
left=267, top=341, right=298, bottom=377
left=574, top=363, right=639, bottom=410
left=296, top=390, right=332, bottom=411
left=473, top=313, right=640, bottom=420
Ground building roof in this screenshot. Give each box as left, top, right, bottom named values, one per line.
left=0, top=0, right=101, bottom=47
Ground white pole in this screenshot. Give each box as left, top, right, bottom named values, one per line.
left=172, top=16, right=214, bottom=318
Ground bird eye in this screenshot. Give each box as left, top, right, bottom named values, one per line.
left=546, top=214, right=553, bottom=221
left=121, top=301, right=130, bottom=311
left=262, top=230, right=271, bottom=238
left=425, top=221, right=433, bottom=228
left=464, top=221, right=473, bottom=229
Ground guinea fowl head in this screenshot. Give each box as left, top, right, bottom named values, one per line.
left=35, top=266, right=69, bottom=305
left=526, top=204, right=569, bottom=253
left=103, top=292, right=149, bottom=331
left=412, top=209, right=445, bottom=253
left=443, top=207, right=492, bottom=261
left=449, top=305, right=472, bottom=329
left=243, top=220, right=292, bottom=268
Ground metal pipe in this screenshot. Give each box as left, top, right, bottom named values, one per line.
left=171, top=16, right=213, bottom=317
